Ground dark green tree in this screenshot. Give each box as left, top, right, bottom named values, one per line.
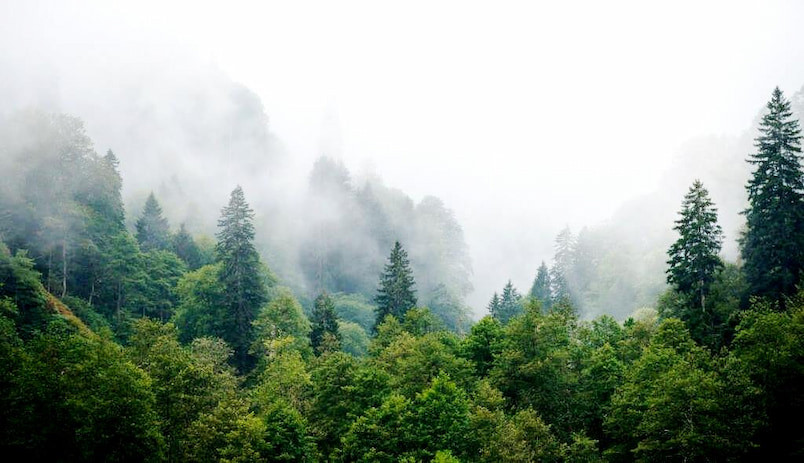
left=135, top=192, right=171, bottom=252
left=666, top=180, right=723, bottom=312
left=310, top=292, right=341, bottom=355
left=492, top=280, right=522, bottom=324
left=216, top=186, right=268, bottom=371
left=173, top=223, right=203, bottom=270
left=529, top=262, right=552, bottom=309
left=374, top=241, right=417, bottom=329
left=487, top=292, right=501, bottom=317
left=741, top=87, right=804, bottom=307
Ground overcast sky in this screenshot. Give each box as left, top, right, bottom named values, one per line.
left=3, top=0, right=804, bottom=308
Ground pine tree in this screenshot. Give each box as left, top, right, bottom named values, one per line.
left=310, top=292, right=341, bottom=355
left=173, top=223, right=202, bottom=270
left=741, top=87, right=804, bottom=307
left=487, top=292, right=501, bottom=317
left=374, top=241, right=417, bottom=329
left=216, top=186, right=267, bottom=370
left=135, top=192, right=171, bottom=252
left=529, top=261, right=552, bottom=309
left=667, top=180, right=723, bottom=311
left=493, top=280, right=522, bottom=324
left=550, top=227, right=575, bottom=305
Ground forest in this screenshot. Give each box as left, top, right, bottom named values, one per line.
left=2, top=56, right=804, bottom=462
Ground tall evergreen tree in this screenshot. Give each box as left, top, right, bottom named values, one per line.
left=667, top=180, right=723, bottom=311
left=310, top=292, right=341, bottom=355
left=550, top=227, right=575, bottom=305
left=741, top=87, right=804, bottom=307
left=216, top=186, right=267, bottom=370
left=529, top=261, right=552, bottom=309
left=374, top=241, right=417, bottom=329
left=492, top=280, right=523, bottom=324
left=135, top=193, right=171, bottom=252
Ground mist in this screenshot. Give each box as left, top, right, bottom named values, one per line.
left=3, top=0, right=804, bottom=319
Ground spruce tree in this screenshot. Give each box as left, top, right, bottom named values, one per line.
left=493, top=280, right=522, bottom=324
left=374, top=241, right=417, bottom=329
left=529, top=261, right=552, bottom=309
left=173, top=223, right=202, bottom=270
left=667, top=180, right=723, bottom=311
left=310, top=292, right=341, bottom=355
left=135, top=192, right=171, bottom=252
left=216, top=186, right=267, bottom=370
left=741, top=87, right=804, bottom=307
left=487, top=292, right=501, bottom=317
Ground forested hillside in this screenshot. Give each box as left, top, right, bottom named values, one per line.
left=1, top=84, right=803, bottom=461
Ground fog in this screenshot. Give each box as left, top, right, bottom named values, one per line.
left=3, top=0, right=804, bottom=317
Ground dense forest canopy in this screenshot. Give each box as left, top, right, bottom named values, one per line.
left=1, top=79, right=804, bottom=460
left=2, top=2, right=804, bottom=460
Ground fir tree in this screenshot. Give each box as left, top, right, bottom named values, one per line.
left=493, top=280, right=522, bottom=324
left=216, top=186, right=267, bottom=370
left=173, top=223, right=202, bottom=270
left=374, top=241, right=417, bottom=329
left=667, top=180, right=723, bottom=311
left=487, top=292, right=501, bottom=317
left=135, top=192, right=171, bottom=252
left=310, top=292, right=341, bottom=355
left=741, top=87, right=804, bottom=307
left=529, top=261, right=552, bottom=309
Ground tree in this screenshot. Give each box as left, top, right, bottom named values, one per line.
left=492, top=281, right=522, bottom=324
left=666, top=180, right=723, bottom=313
left=741, top=87, right=804, bottom=307
left=529, top=262, right=552, bottom=309
left=135, top=193, right=171, bottom=252
left=216, top=186, right=268, bottom=371
left=374, top=241, right=417, bottom=329
left=550, top=227, right=575, bottom=305
left=487, top=292, right=500, bottom=317
left=310, top=292, right=341, bottom=355
left=173, top=223, right=203, bottom=270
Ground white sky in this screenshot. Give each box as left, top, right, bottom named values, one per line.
left=4, top=0, right=804, bottom=307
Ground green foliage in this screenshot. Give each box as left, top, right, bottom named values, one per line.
left=172, top=223, right=203, bottom=270
left=605, top=318, right=764, bottom=462
left=339, top=320, right=370, bottom=357
left=491, top=280, right=523, bottom=323
left=529, top=261, right=552, bottom=309
left=667, top=180, right=723, bottom=309
left=402, top=306, right=446, bottom=336
left=742, top=87, right=804, bottom=306
left=339, top=376, right=471, bottom=462
left=252, top=287, right=311, bottom=358
left=374, top=241, right=417, bottom=329
left=215, top=186, right=268, bottom=371
left=173, top=263, right=226, bottom=343
left=310, top=292, right=340, bottom=355
left=460, top=315, right=503, bottom=376
left=0, top=247, right=49, bottom=336
left=731, top=302, right=804, bottom=459
left=135, top=193, right=171, bottom=252
left=373, top=330, right=474, bottom=397
left=331, top=292, right=376, bottom=332
left=491, top=303, right=580, bottom=437
left=3, top=323, right=164, bottom=461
